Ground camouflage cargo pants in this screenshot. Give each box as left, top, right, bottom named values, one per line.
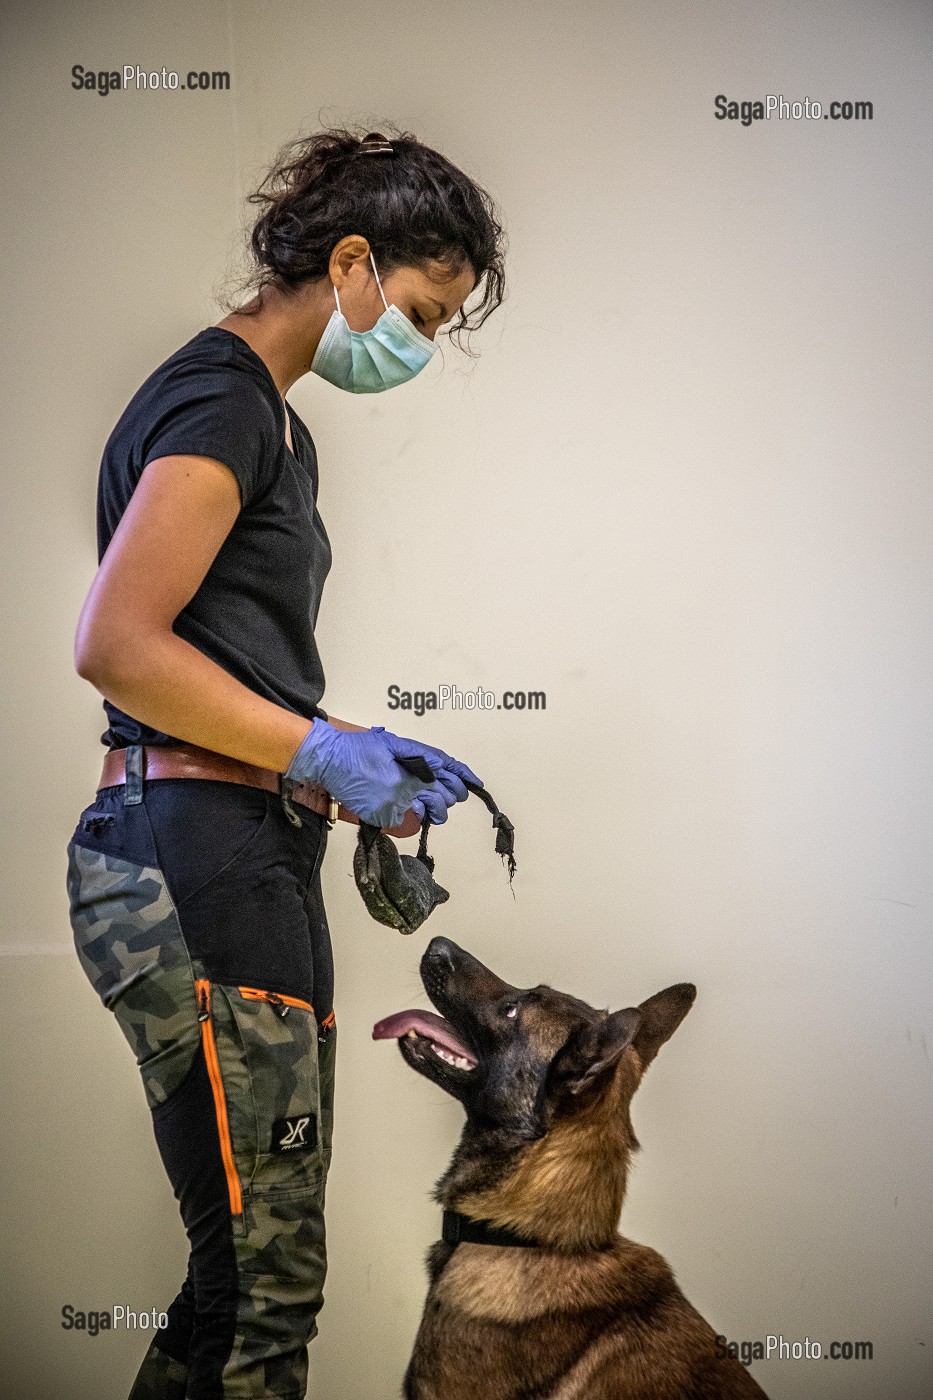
left=66, top=746, right=337, bottom=1399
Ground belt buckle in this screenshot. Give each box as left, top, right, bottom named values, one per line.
left=327, top=794, right=338, bottom=827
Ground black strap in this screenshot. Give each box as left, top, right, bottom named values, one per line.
left=442, top=1209, right=541, bottom=1249
left=406, top=777, right=516, bottom=883
left=463, top=781, right=517, bottom=880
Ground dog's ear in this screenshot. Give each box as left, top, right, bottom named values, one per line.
left=631, top=984, right=696, bottom=1068
left=546, top=1007, right=643, bottom=1101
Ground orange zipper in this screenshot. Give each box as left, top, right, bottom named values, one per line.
left=195, top=979, right=242, bottom=1216
left=238, top=985, right=335, bottom=1038
left=237, top=986, right=314, bottom=1015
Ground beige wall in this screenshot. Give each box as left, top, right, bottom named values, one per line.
left=2, top=1, right=931, bottom=1396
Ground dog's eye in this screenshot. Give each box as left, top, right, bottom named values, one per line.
left=503, top=1004, right=518, bottom=1018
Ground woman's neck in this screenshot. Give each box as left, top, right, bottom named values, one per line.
left=215, top=281, right=331, bottom=398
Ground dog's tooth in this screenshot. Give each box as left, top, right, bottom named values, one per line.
left=406, top=1030, right=418, bottom=1040
left=426, top=1040, right=476, bottom=1071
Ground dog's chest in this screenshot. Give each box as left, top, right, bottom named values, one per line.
left=408, top=1300, right=588, bottom=1400
left=405, top=1247, right=612, bottom=1400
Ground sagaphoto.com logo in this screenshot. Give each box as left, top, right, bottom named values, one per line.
left=714, top=92, right=873, bottom=126
left=386, top=684, right=547, bottom=716
left=71, top=64, right=231, bottom=96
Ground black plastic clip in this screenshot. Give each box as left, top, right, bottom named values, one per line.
left=279, top=777, right=304, bottom=828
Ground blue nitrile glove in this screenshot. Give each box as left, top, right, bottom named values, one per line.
left=284, top=721, right=481, bottom=830
left=405, top=741, right=484, bottom=825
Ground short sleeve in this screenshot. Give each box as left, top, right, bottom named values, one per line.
left=141, top=365, right=278, bottom=509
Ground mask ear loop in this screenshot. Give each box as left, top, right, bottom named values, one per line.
left=368, top=250, right=390, bottom=312
left=332, top=251, right=390, bottom=320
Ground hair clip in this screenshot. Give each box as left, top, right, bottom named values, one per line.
left=359, top=132, right=395, bottom=155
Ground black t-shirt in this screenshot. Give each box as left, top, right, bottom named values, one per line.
left=95, top=326, right=332, bottom=749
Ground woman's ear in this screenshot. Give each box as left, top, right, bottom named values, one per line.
left=545, top=1008, right=643, bottom=1102
left=328, top=233, right=373, bottom=291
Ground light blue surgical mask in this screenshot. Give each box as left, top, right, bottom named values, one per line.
left=310, top=251, right=438, bottom=393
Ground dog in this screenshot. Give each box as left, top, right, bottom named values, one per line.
left=373, top=936, right=768, bottom=1399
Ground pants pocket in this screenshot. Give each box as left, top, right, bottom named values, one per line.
left=199, top=982, right=325, bottom=1213
left=142, top=781, right=274, bottom=909
left=66, top=836, right=200, bottom=1108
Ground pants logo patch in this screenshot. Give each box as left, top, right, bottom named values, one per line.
left=272, top=1114, right=317, bottom=1153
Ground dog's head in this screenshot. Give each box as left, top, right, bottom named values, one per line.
left=373, top=935, right=695, bottom=1147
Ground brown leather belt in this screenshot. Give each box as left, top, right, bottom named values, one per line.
left=98, top=742, right=420, bottom=838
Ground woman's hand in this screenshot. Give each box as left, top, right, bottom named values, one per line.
left=399, top=739, right=482, bottom=825
left=284, top=721, right=482, bottom=830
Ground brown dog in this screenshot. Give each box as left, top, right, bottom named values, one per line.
left=373, top=936, right=768, bottom=1399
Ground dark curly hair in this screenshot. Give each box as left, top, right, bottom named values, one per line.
left=224, top=121, right=507, bottom=354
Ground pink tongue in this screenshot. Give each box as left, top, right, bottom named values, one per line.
left=372, top=1008, right=477, bottom=1064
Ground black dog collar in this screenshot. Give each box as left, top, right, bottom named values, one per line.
left=442, top=1209, right=541, bottom=1249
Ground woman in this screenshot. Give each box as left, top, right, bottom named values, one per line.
left=66, top=125, right=506, bottom=1400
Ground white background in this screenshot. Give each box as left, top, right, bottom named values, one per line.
left=1, top=1, right=931, bottom=1395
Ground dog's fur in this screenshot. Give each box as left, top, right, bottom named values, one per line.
left=392, top=937, right=767, bottom=1399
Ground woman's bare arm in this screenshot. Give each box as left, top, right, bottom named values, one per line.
left=75, top=454, right=318, bottom=772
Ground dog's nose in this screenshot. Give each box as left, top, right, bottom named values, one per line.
left=426, top=936, right=459, bottom=968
